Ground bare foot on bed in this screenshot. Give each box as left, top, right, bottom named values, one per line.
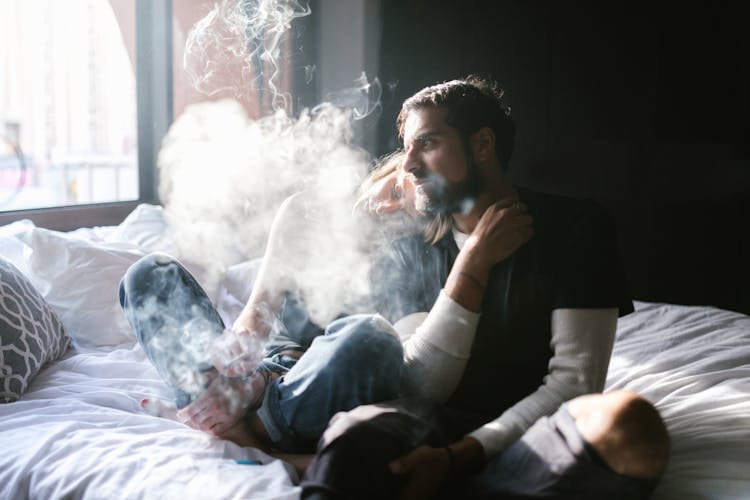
left=140, top=397, right=179, bottom=420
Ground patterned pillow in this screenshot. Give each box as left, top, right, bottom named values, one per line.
left=1, top=257, right=70, bottom=403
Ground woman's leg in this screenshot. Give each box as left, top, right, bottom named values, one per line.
left=119, top=253, right=225, bottom=408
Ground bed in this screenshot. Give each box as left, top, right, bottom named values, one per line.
left=1, top=204, right=749, bottom=500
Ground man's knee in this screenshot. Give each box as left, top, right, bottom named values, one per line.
left=322, top=405, right=399, bottom=447
left=568, top=390, right=669, bottom=479
left=303, top=407, right=414, bottom=500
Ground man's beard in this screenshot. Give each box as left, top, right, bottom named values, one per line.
left=414, top=159, right=483, bottom=217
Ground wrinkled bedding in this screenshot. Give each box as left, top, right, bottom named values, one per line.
left=0, top=346, right=299, bottom=499
left=606, top=301, right=750, bottom=500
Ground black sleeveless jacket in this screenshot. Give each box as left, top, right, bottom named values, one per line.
left=371, top=188, right=633, bottom=422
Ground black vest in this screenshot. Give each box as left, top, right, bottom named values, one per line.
left=371, top=188, right=633, bottom=422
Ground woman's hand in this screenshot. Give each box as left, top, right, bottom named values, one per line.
left=210, top=327, right=265, bottom=377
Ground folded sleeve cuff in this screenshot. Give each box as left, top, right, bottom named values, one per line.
left=413, top=290, right=480, bottom=358
left=467, top=416, right=523, bottom=458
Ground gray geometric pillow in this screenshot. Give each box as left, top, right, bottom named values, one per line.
left=1, top=257, right=70, bottom=403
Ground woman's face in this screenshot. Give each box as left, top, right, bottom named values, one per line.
left=363, top=170, right=418, bottom=218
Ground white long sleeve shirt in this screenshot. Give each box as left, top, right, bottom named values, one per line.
left=396, top=295, right=617, bottom=458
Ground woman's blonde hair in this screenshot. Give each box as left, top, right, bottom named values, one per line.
left=357, top=150, right=451, bottom=244
left=356, top=150, right=405, bottom=202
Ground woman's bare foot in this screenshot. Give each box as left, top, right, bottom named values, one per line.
left=140, top=397, right=179, bottom=420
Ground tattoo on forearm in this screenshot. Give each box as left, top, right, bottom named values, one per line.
left=459, top=271, right=485, bottom=292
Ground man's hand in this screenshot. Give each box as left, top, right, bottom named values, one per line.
left=176, top=373, right=259, bottom=435
left=389, top=445, right=451, bottom=500
left=445, top=195, right=533, bottom=312
left=466, top=195, right=534, bottom=269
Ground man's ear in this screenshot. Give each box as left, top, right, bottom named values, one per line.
left=470, top=127, right=496, bottom=165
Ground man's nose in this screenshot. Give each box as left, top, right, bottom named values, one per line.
left=402, top=146, right=420, bottom=174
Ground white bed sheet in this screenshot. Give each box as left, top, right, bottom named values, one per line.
left=0, top=344, right=300, bottom=500
left=606, top=301, right=750, bottom=500
left=0, top=210, right=301, bottom=499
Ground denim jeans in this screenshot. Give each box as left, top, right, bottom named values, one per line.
left=119, top=253, right=407, bottom=452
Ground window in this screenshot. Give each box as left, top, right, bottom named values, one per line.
left=0, top=0, right=309, bottom=230
left=0, top=0, right=170, bottom=229
left=0, top=0, right=138, bottom=211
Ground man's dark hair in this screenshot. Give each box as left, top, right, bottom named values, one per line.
left=397, top=76, right=516, bottom=171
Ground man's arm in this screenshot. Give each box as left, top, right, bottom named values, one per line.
left=463, top=200, right=626, bottom=460
left=396, top=293, right=479, bottom=401
left=397, top=197, right=533, bottom=401
left=390, top=307, right=619, bottom=494
left=466, top=307, right=618, bottom=457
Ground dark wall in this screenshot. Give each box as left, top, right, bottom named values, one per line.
left=376, top=0, right=750, bottom=314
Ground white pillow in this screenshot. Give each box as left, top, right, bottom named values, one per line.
left=18, top=228, right=144, bottom=350
left=0, top=219, right=35, bottom=276
left=107, top=203, right=177, bottom=254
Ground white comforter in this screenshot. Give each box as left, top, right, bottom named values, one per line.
left=0, top=345, right=300, bottom=499
left=1, top=209, right=299, bottom=499
left=606, top=302, right=750, bottom=500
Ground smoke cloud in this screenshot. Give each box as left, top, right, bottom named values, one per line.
left=325, top=71, right=383, bottom=121
left=183, top=0, right=311, bottom=114
left=130, top=0, right=413, bottom=433
left=159, top=0, right=382, bottom=327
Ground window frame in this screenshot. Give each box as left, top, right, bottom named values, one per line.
left=0, top=0, right=172, bottom=231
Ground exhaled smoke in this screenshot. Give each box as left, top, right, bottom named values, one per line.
left=161, top=0, right=389, bottom=316
left=184, top=0, right=311, bottom=114
left=158, top=99, right=374, bottom=323
left=153, top=0, right=388, bottom=419
left=325, top=72, right=383, bottom=121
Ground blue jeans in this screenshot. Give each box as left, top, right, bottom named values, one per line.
left=119, top=253, right=407, bottom=452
